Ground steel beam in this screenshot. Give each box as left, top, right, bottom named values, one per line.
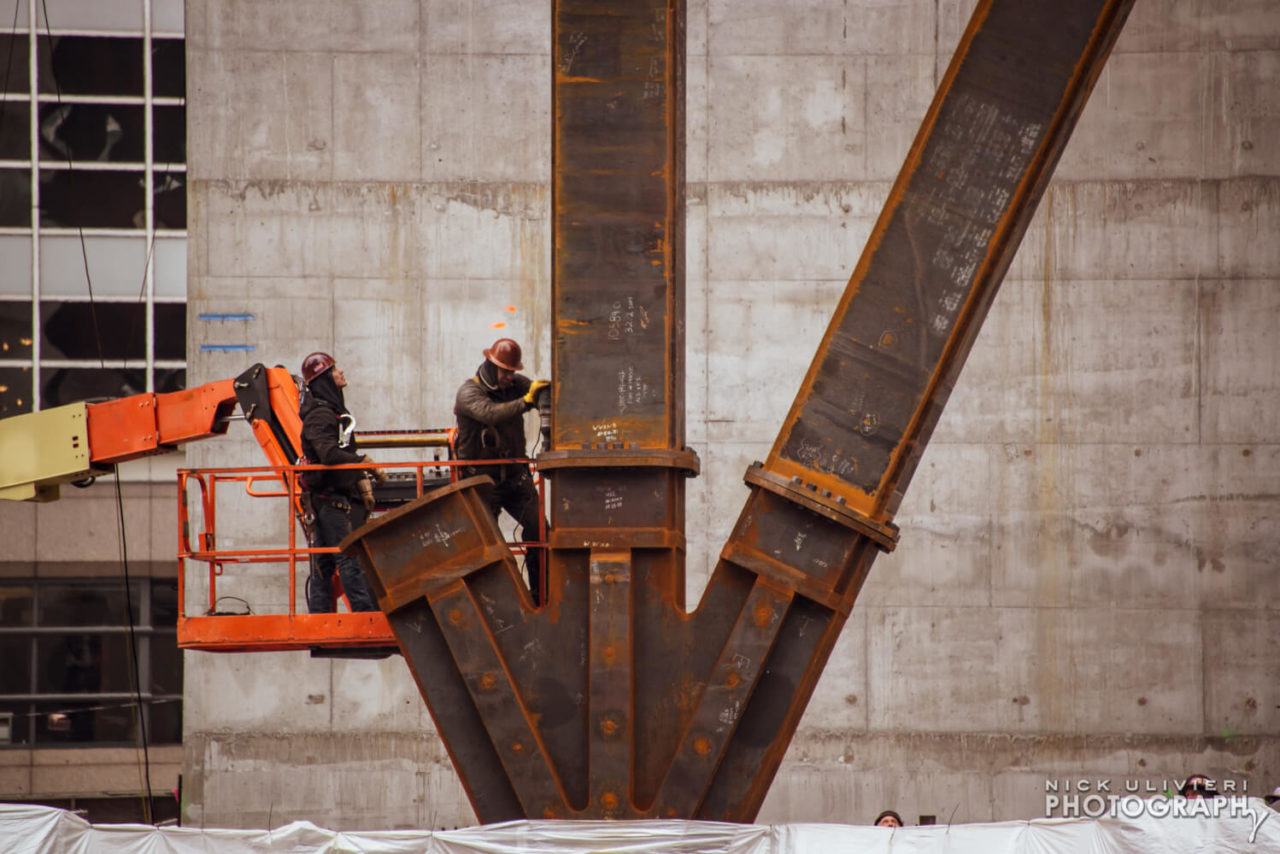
left=343, top=0, right=1135, bottom=823
left=690, top=0, right=1137, bottom=820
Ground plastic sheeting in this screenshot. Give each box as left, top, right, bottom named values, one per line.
left=2, top=802, right=1278, bottom=853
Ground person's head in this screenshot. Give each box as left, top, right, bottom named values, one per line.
left=482, top=338, right=523, bottom=389
left=301, top=351, right=346, bottom=388
left=874, top=810, right=903, bottom=828
left=1180, top=774, right=1218, bottom=799
left=301, top=351, right=348, bottom=410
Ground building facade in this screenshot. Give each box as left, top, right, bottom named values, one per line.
left=0, top=0, right=187, bottom=823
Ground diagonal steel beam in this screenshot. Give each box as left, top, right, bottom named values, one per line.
left=678, top=0, right=1138, bottom=820
left=343, top=0, right=1136, bottom=823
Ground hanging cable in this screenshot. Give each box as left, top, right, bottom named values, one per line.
left=39, top=0, right=154, bottom=823
left=112, top=469, right=153, bottom=823
left=37, top=1, right=105, bottom=368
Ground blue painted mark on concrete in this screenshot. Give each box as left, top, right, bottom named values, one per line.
left=197, top=313, right=256, bottom=322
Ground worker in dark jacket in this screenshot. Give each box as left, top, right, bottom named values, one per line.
left=455, top=338, right=550, bottom=604
left=299, top=351, right=379, bottom=613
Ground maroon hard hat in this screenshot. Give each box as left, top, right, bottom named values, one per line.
left=301, top=351, right=336, bottom=384
left=484, top=338, right=523, bottom=371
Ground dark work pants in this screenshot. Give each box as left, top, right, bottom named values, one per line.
left=307, top=495, right=377, bottom=613
left=482, top=470, right=548, bottom=605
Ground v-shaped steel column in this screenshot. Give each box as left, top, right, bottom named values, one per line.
left=342, top=0, right=1136, bottom=823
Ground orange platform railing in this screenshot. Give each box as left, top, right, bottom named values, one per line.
left=177, top=459, right=546, bottom=652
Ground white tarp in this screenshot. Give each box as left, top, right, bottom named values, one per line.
left=2, top=802, right=1277, bottom=853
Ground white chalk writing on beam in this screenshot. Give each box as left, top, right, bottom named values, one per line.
left=902, top=90, right=1046, bottom=335
left=616, top=365, right=650, bottom=413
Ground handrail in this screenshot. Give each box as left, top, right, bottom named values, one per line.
left=176, top=457, right=548, bottom=649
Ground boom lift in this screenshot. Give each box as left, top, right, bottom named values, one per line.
left=0, top=363, right=303, bottom=503
left=0, top=363, right=486, bottom=652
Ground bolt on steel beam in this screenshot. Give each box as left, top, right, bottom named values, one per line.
left=342, top=0, right=1135, bottom=824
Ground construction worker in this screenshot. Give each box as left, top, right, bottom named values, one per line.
left=873, top=810, right=903, bottom=828
left=299, top=351, right=379, bottom=613
left=454, top=338, right=550, bottom=604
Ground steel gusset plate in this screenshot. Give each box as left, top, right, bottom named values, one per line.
left=342, top=0, right=1134, bottom=824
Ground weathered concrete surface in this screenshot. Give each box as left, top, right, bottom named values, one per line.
left=0, top=746, right=183, bottom=801
left=177, top=0, right=1280, bottom=830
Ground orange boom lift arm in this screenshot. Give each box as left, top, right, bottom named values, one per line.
left=0, top=364, right=302, bottom=502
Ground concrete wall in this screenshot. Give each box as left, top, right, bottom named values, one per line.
left=180, top=0, right=1280, bottom=830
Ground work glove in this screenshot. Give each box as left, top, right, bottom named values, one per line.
left=360, top=455, right=388, bottom=483
left=523, top=379, right=551, bottom=408
left=357, top=475, right=377, bottom=512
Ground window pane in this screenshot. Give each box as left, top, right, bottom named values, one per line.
left=37, top=632, right=133, bottom=693
left=37, top=580, right=140, bottom=626
left=152, top=105, right=184, bottom=165
left=38, top=103, right=146, bottom=163
left=41, top=301, right=145, bottom=359
left=0, top=235, right=32, bottom=294
left=153, top=302, right=184, bottom=360
left=0, top=300, right=31, bottom=357
left=0, top=581, right=34, bottom=625
left=0, top=32, right=30, bottom=93
left=151, top=579, right=178, bottom=626
left=37, top=0, right=143, bottom=33
left=0, top=366, right=32, bottom=415
left=153, top=367, right=184, bottom=394
left=41, top=366, right=146, bottom=406
left=39, top=169, right=144, bottom=228
left=153, top=237, right=184, bottom=297
left=0, top=702, right=33, bottom=745
left=147, top=697, right=181, bottom=744
left=153, top=170, right=184, bottom=229
left=0, top=101, right=28, bottom=158
left=152, top=0, right=183, bottom=35
left=0, top=636, right=32, bottom=693
left=150, top=632, right=179, bottom=694
left=41, top=235, right=147, bottom=297
left=37, top=36, right=144, bottom=97
left=151, top=38, right=184, bottom=98
left=0, top=168, right=31, bottom=227
left=35, top=699, right=137, bottom=744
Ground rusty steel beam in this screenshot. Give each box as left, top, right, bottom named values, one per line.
left=350, top=0, right=695, bottom=822
left=548, top=0, right=685, bottom=452
left=688, top=0, right=1138, bottom=820
left=343, top=0, right=1135, bottom=824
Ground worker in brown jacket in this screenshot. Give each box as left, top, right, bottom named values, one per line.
left=454, top=338, right=549, bottom=604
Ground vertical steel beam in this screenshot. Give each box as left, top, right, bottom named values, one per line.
left=547, top=0, right=685, bottom=452
left=344, top=0, right=1135, bottom=824
left=537, top=0, right=697, bottom=818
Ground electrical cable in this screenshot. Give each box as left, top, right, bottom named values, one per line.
left=37, top=1, right=105, bottom=369
left=38, top=0, right=154, bottom=823
left=112, top=470, right=154, bottom=823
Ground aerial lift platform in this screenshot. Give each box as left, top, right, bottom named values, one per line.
left=0, top=362, right=545, bottom=652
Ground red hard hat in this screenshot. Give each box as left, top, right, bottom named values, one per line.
left=484, top=338, right=523, bottom=371
left=301, top=351, right=336, bottom=384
